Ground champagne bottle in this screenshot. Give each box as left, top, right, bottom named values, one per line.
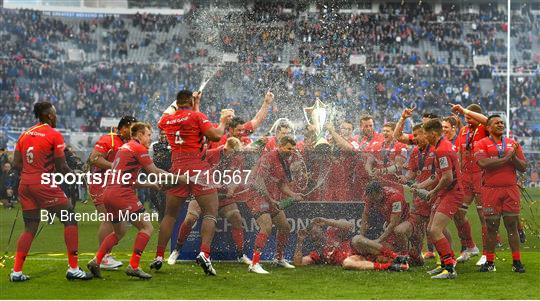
left=279, top=197, right=296, bottom=210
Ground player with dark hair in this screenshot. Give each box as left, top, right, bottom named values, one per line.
left=10, top=102, right=93, bottom=281
left=421, top=119, right=463, bottom=279
left=87, top=115, right=137, bottom=270
left=87, top=122, right=180, bottom=279
left=365, top=122, right=407, bottom=188
left=474, top=115, right=527, bottom=273
left=450, top=103, right=487, bottom=264
left=394, top=124, right=436, bottom=266
left=346, top=181, right=409, bottom=271
left=151, top=90, right=232, bottom=275
left=262, top=120, right=294, bottom=152
left=394, top=108, right=438, bottom=145
left=208, top=91, right=274, bottom=149
left=442, top=116, right=461, bottom=145
left=244, top=135, right=303, bottom=274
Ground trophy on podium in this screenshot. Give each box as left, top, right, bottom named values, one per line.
left=303, top=98, right=332, bottom=147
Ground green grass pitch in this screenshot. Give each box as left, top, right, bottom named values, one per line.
left=1, top=189, right=539, bottom=299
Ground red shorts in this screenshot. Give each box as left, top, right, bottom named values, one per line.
left=103, top=187, right=144, bottom=222
left=461, top=171, right=482, bottom=199
left=411, top=197, right=432, bottom=218
left=243, top=190, right=280, bottom=217
left=167, top=160, right=217, bottom=198
left=481, top=186, right=520, bottom=217
left=88, top=183, right=105, bottom=206
left=434, top=188, right=464, bottom=218
left=18, top=184, right=69, bottom=211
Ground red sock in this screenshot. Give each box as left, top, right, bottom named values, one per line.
left=486, top=252, right=496, bottom=263
left=231, top=227, right=244, bottom=254
left=130, top=232, right=150, bottom=269
left=373, top=262, right=391, bottom=270
left=252, top=251, right=261, bottom=266
left=64, top=225, right=79, bottom=269
left=13, top=232, right=34, bottom=272
left=176, top=221, right=193, bottom=248
left=512, top=251, right=521, bottom=261
left=156, top=245, right=166, bottom=258
left=380, top=246, right=397, bottom=259
left=251, top=233, right=268, bottom=265
left=457, top=220, right=475, bottom=249
left=255, top=232, right=269, bottom=251
left=275, top=231, right=289, bottom=260
left=434, top=238, right=455, bottom=266
left=96, top=233, right=119, bottom=265
left=200, top=243, right=211, bottom=258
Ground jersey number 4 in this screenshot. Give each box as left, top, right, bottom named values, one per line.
left=174, top=131, right=184, bottom=144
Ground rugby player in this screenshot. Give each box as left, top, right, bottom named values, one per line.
left=244, top=136, right=302, bottom=274
left=10, top=102, right=92, bottom=281
left=167, top=137, right=252, bottom=265
left=474, top=115, right=527, bottom=273
left=87, top=115, right=137, bottom=270
left=151, top=90, right=232, bottom=275
left=87, top=122, right=179, bottom=279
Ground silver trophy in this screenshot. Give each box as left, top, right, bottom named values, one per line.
left=303, top=98, right=331, bottom=147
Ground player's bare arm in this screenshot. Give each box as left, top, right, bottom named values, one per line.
left=325, top=122, right=354, bottom=152
left=281, top=183, right=303, bottom=201
left=312, top=217, right=354, bottom=232
left=511, top=144, right=528, bottom=172
left=249, top=91, right=274, bottom=129
left=293, top=229, right=314, bottom=266
left=55, top=156, right=72, bottom=174
left=375, top=213, right=400, bottom=243
left=426, top=169, right=453, bottom=200
left=88, top=149, right=113, bottom=170
left=12, top=150, right=22, bottom=171
left=450, top=103, right=488, bottom=125
left=204, top=109, right=234, bottom=141
left=394, top=108, right=413, bottom=144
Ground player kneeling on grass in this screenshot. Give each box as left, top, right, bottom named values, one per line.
left=87, top=122, right=185, bottom=280
left=346, top=182, right=410, bottom=271
left=474, top=115, right=527, bottom=273
left=168, top=137, right=252, bottom=265
left=10, top=102, right=93, bottom=282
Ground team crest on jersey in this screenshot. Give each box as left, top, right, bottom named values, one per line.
left=392, top=201, right=402, bottom=213
left=439, top=157, right=449, bottom=168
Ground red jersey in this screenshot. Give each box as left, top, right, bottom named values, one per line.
left=455, top=124, right=488, bottom=173
left=433, top=137, right=462, bottom=193
left=208, top=121, right=254, bottom=149
left=354, top=133, right=384, bottom=152
left=263, top=136, right=278, bottom=152
left=250, top=149, right=291, bottom=200
left=91, top=133, right=125, bottom=173
left=158, top=109, right=214, bottom=153
left=368, top=139, right=407, bottom=169
left=407, top=145, right=437, bottom=216
left=364, top=187, right=408, bottom=224
left=474, top=136, right=525, bottom=187
left=309, top=227, right=353, bottom=265
left=108, top=140, right=153, bottom=189
left=15, top=123, right=65, bottom=185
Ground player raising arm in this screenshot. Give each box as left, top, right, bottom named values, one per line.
left=151, top=90, right=232, bottom=276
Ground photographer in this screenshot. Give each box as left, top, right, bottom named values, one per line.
left=149, top=130, right=171, bottom=221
